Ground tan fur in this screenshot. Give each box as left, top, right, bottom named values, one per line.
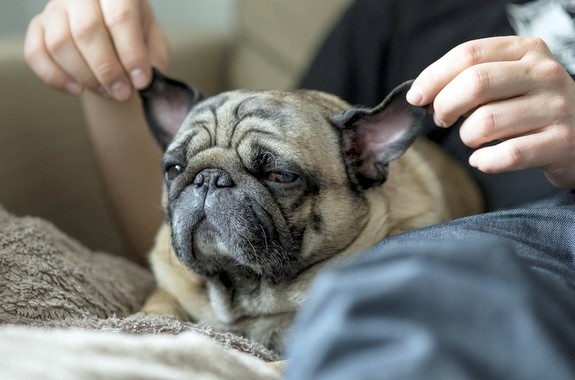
left=140, top=88, right=484, bottom=355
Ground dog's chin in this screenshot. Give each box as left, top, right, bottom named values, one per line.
left=171, top=219, right=304, bottom=283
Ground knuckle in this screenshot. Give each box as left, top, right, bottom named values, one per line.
left=551, top=124, right=575, bottom=151
left=524, top=36, right=550, bottom=53
left=465, top=67, right=491, bottom=98
left=44, top=29, right=71, bottom=54
left=503, top=140, right=524, bottom=168
left=103, top=6, right=135, bottom=29
left=70, top=16, right=102, bottom=42
left=476, top=107, right=497, bottom=138
left=461, top=108, right=496, bottom=147
left=38, top=68, right=66, bottom=89
left=538, top=60, right=567, bottom=85
left=549, top=95, right=571, bottom=119
left=458, top=41, right=484, bottom=68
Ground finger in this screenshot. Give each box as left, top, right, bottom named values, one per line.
left=407, top=36, right=529, bottom=106
left=460, top=95, right=545, bottom=148
left=459, top=93, right=561, bottom=148
left=100, top=0, right=151, bottom=89
left=24, top=15, right=83, bottom=95
left=41, top=3, right=101, bottom=92
left=468, top=127, right=571, bottom=173
left=67, top=0, right=132, bottom=101
left=432, top=60, right=537, bottom=127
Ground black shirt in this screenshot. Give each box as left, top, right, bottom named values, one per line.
left=299, top=0, right=564, bottom=210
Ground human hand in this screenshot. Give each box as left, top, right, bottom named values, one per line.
left=407, top=36, right=575, bottom=190
left=24, top=0, right=168, bottom=101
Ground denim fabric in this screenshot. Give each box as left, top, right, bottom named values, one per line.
left=285, top=192, right=575, bottom=380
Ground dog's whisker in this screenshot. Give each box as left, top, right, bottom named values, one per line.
left=259, top=224, right=270, bottom=255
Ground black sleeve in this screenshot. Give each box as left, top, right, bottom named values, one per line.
left=300, top=0, right=562, bottom=210
left=299, top=0, right=395, bottom=106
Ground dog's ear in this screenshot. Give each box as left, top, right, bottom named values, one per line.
left=138, top=68, right=204, bottom=150
left=332, top=80, right=427, bottom=189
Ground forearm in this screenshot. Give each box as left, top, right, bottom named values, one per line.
left=81, top=91, right=163, bottom=263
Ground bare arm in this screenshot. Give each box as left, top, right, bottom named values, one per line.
left=81, top=92, right=163, bottom=262
left=24, top=0, right=169, bottom=262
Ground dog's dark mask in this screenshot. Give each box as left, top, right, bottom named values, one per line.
left=139, top=69, right=425, bottom=283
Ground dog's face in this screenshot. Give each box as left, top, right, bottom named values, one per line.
left=139, top=70, right=424, bottom=283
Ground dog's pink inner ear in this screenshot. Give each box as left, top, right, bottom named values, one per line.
left=347, top=104, right=420, bottom=184
left=139, top=68, right=203, bottom=150
left=150, top=89, right=194, bottom=138
left=336, top=80, right=426, bottom=188
left=355, top=102, right=417, bottom=164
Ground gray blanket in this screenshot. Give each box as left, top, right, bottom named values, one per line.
left=0, top=205, right=281, bottom=379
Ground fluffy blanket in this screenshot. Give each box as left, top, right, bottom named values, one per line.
left=0, top=205, right=281, bottom=379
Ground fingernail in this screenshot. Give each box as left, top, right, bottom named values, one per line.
left=433, top=113, right=447, bottom=128
left=130, top=68, right=149, bottom=89
left=406, top=85, right=424, bottom=105
left=64, top=81, right=82, bottom=96
left=110, top=80, right=131, bottom=101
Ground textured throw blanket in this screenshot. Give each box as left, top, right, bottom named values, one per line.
left=0, top=205, right=281, bottom=380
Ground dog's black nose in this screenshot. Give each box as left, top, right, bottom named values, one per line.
left=193, top=168, right=235, bottom=188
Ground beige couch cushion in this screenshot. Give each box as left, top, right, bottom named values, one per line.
left=0, top=37, right=127, bottom=256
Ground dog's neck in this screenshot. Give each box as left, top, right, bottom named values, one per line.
left=204, top=270, right=254, bottom=324
left=204, top=267, right=302, bottom=325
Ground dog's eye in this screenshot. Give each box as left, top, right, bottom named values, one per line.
left=165, top=164, right=184, bottom=181
left=265, top=171, right=299, bottom=184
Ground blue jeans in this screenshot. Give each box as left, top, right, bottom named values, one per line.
left=285, top=192, right=575, bottom=380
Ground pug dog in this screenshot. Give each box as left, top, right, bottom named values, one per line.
left=138, top=69, right=484, bottom=354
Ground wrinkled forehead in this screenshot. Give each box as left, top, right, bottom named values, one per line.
left=168, top=90, right=346, bottom=150
left=191, top=90, right=343, bottom=122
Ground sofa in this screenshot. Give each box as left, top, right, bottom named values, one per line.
left=0, top=0, right=353, bottom=259
left=0, top=2, right=356, bottom=378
